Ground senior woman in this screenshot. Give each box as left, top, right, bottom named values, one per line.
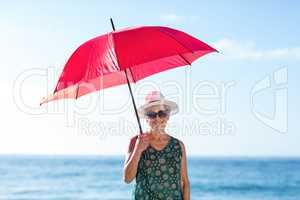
left=123, top=91, right=190, bottom=200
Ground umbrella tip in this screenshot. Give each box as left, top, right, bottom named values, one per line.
left=40, top=97, right=47, bottom=106
left=110, top=18, right=116, bottom=31
left=213, top=47, right=220, bottom=53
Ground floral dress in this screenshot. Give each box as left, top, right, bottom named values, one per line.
left=131, top=136, right=183, bottom=200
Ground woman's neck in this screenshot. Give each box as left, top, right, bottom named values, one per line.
left=149, top=129, right=167, bottom=140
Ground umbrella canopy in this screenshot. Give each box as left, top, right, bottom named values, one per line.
left=41, top=22, right=217, bottom=134
left=40, top=26, right=217, bottom=105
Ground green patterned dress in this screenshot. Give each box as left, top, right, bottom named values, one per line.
left=132, top=136, right=183, bottom=200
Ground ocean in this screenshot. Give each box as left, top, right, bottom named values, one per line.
left=0, top=155, right=299, bottom=200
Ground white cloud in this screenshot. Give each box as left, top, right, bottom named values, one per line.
left=159, top=14, right=185, bottom=23
left=213, top=38, right=300, bottom=60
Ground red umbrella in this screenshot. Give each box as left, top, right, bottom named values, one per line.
left=41, top=19, right=217, bottom=134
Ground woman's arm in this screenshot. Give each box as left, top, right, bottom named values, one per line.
left=123, top=134, right=149, bottom=183
left=179, top=141, right=190, bottom=200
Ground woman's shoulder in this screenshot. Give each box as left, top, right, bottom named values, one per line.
left=127, top=134, right=140, bottom=153
left=128, top=132, right=150, bottom=146
left=168, top=135, right=181, bottom=143
left=169, top=135, right=185, bottom=149
left=130, top=134, right=139, bottom=141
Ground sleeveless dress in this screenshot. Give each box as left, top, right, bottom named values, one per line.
left=131, top=136, right=183, bottom=200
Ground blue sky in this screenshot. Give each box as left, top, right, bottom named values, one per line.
left=1, top=1, right=299, bottom=156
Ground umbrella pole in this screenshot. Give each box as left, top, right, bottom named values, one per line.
left=124, top=70, right=144, bottom=135
left=110, top=18, right=143, bottom=135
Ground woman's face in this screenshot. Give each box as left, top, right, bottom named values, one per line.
left=145, top=105, right=170, bottom=131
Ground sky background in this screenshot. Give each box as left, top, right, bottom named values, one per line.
left=1, top=0, right=299, bottom=156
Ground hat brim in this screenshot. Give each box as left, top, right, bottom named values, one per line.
left=137, top=100, right=179, bottom=118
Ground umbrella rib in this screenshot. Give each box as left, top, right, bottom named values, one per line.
left=75, top=83, right=79, bottom=99
left=158, top=28, right=195, bottom=55
left=128, top=68, right=136, bottom=83
left=179, top=54, right=191, bottom=66
left=109, top=33, right=121, bottom=70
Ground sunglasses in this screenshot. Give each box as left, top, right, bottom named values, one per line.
left=145, top=110, right=170, bottom=119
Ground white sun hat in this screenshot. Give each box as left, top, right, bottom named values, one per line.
left=137, top=91, right=179, bottom=118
